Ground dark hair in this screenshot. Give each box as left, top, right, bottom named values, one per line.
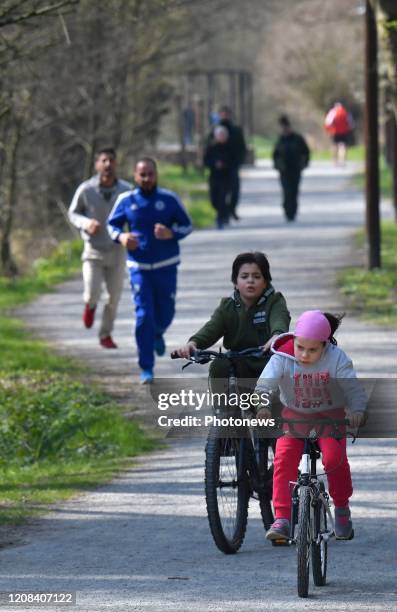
left=231, top=252, right=272, bottom=284
left=135, top=156, right=158, bottom=170
left=95, top=146, right=116, bottom=159
left=323, top=312, right=345, bottom=345
left=278, top=115, right=290, bottom=128
left=219, top=105, right=232, bottom=115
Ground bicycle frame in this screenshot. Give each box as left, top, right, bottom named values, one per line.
left=289, top=437, right=335, bottom=544
left=284, top=417, right=351, bottom=545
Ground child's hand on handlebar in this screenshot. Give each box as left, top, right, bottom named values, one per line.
left=256, top=406, right=272, bottom=419
left=346, top=411, right=366, bottom=428
left=173, top=341, right=197, bottom=359
left=261, top=334, right=279, bottom=353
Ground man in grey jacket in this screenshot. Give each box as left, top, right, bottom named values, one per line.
left=68, top=147, right=132, bottom=348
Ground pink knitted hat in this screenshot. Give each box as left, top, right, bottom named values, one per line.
left=294, top=310, right=331, bottom=342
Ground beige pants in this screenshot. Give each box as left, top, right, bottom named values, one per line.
left=82, top=246, right=125, bottom=339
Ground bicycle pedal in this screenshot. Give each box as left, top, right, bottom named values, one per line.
left=335, top=529, right=355, bottom=541
left=271, top=538, right=291, bottom=547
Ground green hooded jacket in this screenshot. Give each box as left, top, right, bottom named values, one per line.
left=189, top=285, right=290, bottom=375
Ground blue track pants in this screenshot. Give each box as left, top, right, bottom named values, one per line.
left=129, top=266, right=177, bottom=370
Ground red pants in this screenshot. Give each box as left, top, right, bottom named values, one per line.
left=273, top=435, right=353, bottom=519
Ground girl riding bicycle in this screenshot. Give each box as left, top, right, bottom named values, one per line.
left=174, top=251, right=291, bottom=391
left=255, top=310, right=367, bottom=541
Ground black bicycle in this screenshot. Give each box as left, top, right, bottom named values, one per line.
left=280, top=417, right=355, bottom=598
left=171, top=347, right=276, bottom=554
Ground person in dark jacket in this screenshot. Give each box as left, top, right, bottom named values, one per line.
left=204, top=125, right=233, bottom=229
left=273, top=115, right=310, bottom=222
left=207, top=105, right=247, bottom=221
left=173, top=252, right=290, bottom=403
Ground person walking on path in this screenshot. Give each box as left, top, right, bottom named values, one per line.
left=203, top=125, right=233, bottom=229
left=68, top=146, right=132, bottom=349
left=207, top=105, right=247, bottom=221
left=107, top=157, right=192, bottom=384
left=255, top=310, right=367, bottom=541
left=273, top=115, right=310, bottom=222
left=324, top=101, right=354, bottom=166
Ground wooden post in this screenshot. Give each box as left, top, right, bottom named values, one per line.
left=175, top=94, right=187, bottom=171
left=365, top=0, right=381, bottom=269
left=390, top=110, right=397, bottom=220
left=207, top=72, right=214, bottom=127
left=229, top=71, right=237, bottom=115
left=247, top=72, right=254, bottom=138
left=238, top=71, right=246, bottom=132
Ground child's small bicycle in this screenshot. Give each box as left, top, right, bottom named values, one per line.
left=280, top=417, right=355, bottom=598
left=171, top=347, right=276, bottom=554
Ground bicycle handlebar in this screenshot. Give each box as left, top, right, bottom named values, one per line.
left=276, top=416, right=352, bottom=439
left=170, top=346, right=265, bottom=362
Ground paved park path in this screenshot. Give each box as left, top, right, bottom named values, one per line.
left=4, top=161, right=397, bottom=610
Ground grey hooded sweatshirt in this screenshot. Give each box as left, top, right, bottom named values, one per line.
left=68, top=175, right=132, bottom=258
left=255, top=333, right=367, bottom=415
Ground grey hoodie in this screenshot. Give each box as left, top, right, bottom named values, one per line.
left=255, top=333, right=367, bottom=414
left=68, top=175, right=132, bottom=257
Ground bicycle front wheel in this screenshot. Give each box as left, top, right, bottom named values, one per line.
left=256, top=438, right=275, bottom=530
left=297, top=486, right=311, bottom=598
left=205, top=432, right=249, bottom=554
left=312, top=499, right=328, bottom=586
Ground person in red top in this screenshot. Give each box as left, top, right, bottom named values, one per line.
left=324, top=102, right=354, bottom=166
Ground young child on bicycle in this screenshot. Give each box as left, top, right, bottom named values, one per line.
left=255, top=310, right=367, bottom=541
left=174, top=252, right=290, bottom=389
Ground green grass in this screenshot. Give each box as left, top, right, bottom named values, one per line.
left=0, top=242, right=157, bottom=525
left=252, top=135, right=273, bottom=159
left=0, top=317, right=79, bottom=373
left=311, top=144, right=365, bottom=162
left=354, top=158, right=393, bottom=199
left=0, top=457, right=144, bottom=524
left=338, top=220, right=397, bottom=326
left=252, top=134, right=365, bottom=163
left=160, top=163, right=215, bottom=227
left=0, top=240, right=82, bottom=310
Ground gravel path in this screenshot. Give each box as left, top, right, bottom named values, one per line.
left=4, top=160, right=397, bottom=611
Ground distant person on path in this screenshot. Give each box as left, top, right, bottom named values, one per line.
left=255, top=310, right=367, bottom=542
left=324, top=101, right=354, bottom=166
left=68, top=146, right=132, bottom=349
left=273, top=115, right=310, bottom=222
left=107, top=157, right=192, bottom=384
left=173, top=251, right=290, bottom=396
left=203, top=125, right=233, bottom=229
left=207, top=105, right=247, bottom=221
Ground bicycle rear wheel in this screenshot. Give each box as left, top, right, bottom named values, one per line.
left=205, top=432, right=249, bottom=554
left=312, top=499, right=328, bottom=586
left=297, top=486, right=311, bottom=598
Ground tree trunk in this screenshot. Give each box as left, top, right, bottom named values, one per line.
left=0, top=116, right=23, bottom=277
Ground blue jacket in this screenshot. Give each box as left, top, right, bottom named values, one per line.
left=107, top=186, right=192, bottom=271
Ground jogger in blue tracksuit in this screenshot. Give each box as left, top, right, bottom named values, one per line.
left=107, top=157, right=192, bottom=383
